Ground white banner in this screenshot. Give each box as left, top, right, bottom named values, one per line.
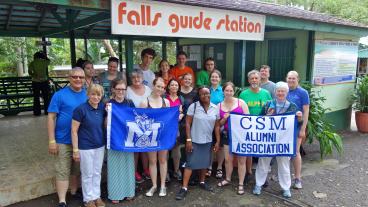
left=111, top=0, right=265, bottom=41
left=229, top=113, right=297, bottom=157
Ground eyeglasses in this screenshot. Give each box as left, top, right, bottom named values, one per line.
left=114, top=88, right=127, bottom=91
left=199, top=93, right=210, bottom=96
left=70, top=76, right=85, bottom=80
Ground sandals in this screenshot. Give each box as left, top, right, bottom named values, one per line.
left=237, top=184, right=245, bottom=195
left=217, top=179, right=231, bottom=187
left=216, top=169, right=223, bottom=178
left=205, top=169, right=212, bottom=177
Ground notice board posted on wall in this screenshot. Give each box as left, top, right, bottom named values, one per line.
left=313, top=40, right=359, bottom=85
left=111, top=0, right=265, bottom=41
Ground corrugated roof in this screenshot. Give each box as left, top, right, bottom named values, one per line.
left=159, top=0, right=368, bottom=29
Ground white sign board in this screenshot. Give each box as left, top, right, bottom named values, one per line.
left=229, top=114, right=297, bottom=157
left=111, top=0, right=265, bottom=41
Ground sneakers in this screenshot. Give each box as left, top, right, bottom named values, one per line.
left=145, top=186, right=157, bottom=197
left=159, top=187, right=167, bottom=197
left=253, top=185, right=262, bottom=195
left=173, top=171, right=183, bottom=181
left=282, top=189, right=292, bottom=198
left=135, top=171, right=144, bottom=183
left=142, top=169, right=151, bottom=180
left=94, top=198, right=105, bottom=207
left=293, top=178, right=302, bottom=189
left=199, top=182, right=213, bottom=192
left=85, top=201, right=96, bottom=207
left=57, top=202, right=68, bottom=207
left=175, top=188, right=188, bottom=200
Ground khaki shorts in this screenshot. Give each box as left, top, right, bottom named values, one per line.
left=54, top=144, right=80, bottom=180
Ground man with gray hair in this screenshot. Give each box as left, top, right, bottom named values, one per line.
left=48, top=68, right=88, bottom=207
left=260, top=65, right=276, bottom=98
left=239, top=69, right=272, bottom=183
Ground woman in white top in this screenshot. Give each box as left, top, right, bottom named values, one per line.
left=126, top=69, right=152, bottom=183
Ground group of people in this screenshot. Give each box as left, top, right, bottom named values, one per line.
left=47, top=48, right=309, bottom=207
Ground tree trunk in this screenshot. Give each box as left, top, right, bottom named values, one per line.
left=102, top=39, right=117, bottom=57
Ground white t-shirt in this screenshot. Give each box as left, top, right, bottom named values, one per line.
left=126, top=85, right=152, bottom=107
left=133, top=64, right=155, bottom=89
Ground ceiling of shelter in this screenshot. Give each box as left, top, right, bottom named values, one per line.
left=0, top=0, right=367, bottom=38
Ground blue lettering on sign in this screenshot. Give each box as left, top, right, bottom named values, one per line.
left=236, top=143, right=290, bottom=154
left=240, top=117, right=252, bottom=129
left=256, top=117, right=265, bottom=130
left=269, top=117, right=286, bottom=130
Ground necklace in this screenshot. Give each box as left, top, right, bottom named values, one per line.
left=275, top=100, right=287, bottom=114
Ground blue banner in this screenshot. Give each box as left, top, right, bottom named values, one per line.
left=106, top=103, right=179, bottom=152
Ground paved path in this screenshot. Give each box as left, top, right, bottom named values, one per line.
left=1, top=112, right=367, bottom=207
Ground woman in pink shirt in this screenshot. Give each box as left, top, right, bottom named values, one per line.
left=217, top=82, right=249, bottom=195
left=165, top=79, right=184, bottom=181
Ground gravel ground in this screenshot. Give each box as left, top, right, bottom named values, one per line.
left=8, top=131, right=368, bottom=207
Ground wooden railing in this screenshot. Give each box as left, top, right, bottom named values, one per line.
left=0, top=77, right=69, bottom=116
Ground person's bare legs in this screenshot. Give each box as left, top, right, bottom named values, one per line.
left=171, top=144, right=181, bottom=174
left=293, top=138, right=303, bottom=179
left=182, top=168, right=192, bottom=188
left=216, top=147, right=225, bottom=175
left=223, top=145, right=233, bottom=181
left=237, top=156, right=247, bottom=185
left=246, top=156, right=253, bottom=175
left=142, top=152, right=149, bottom=174
left=56, top=180, right=69, bottom=203
left=147, top=152, right=158, bottom=188
left=158, top=150, right=168, bottom=188
left=69, top=175, right=78, bottom=194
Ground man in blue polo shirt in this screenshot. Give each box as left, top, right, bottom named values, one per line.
left=47, top=68, right=88, bottom=207
left=286, top=71, right=310, bottom=190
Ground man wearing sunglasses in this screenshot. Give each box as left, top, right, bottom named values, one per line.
left=47, top=68, right=88, bottom=207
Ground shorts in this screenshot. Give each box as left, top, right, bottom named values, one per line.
left=54, top=144, right=80, bottom=180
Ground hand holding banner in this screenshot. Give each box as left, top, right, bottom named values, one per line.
left=229, top=113, right=297, bottom=157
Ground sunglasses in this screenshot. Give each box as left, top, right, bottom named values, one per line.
left=70, top=76, right=85, bottom=80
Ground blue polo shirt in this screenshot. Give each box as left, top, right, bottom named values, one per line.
left=72, top=102, right=106, bottom=150
left=48, top=86, right=88, bottom=144
left=287, top=86, right=310, bottom=112
left=210, top=85, right=224, bottom=105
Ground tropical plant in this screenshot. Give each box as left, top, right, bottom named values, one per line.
left=301, top=82, right=343, bottom=159
left=352, top=75, right=368, bottom=113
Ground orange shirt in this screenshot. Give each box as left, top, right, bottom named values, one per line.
left=169, top=66, right=195, bottom=86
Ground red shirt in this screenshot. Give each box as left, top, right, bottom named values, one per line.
left=169, top=66, right=195, bottom=86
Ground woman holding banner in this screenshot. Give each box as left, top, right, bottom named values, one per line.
left=140, top=77, right=171, bottom=197
left=107, top=79, right=136, bottom=204
left=126, top=69, right=152, bottom=183
left=252, top=81, right=302, bottom=198
left=176, top=86, right=221, bottom=200
left=217, top=82, right=249, bottom=195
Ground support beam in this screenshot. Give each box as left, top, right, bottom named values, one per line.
left=5, top=5, right=13, bottom=30
left=306, top=31, right=315, bottom=82
left=42, top=12, right=110, bottom=36
left=41, top=36, right=48, bottom=77
left=118, top=37, right=123, bottom=72
left=37, top=8, right=46, bottom=31
left=162, top=39, right=167, bottom=60
left=125, top=38, right=134, bottom=84
left=240, top=40, right=246, bottom=87
left=50, top=10, right=67, bottom=27
left=84, top=36, right=88, bottom=60
left=69, top=30, right=77, bottom=67
left=85, top=23, right=96, bottom=35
